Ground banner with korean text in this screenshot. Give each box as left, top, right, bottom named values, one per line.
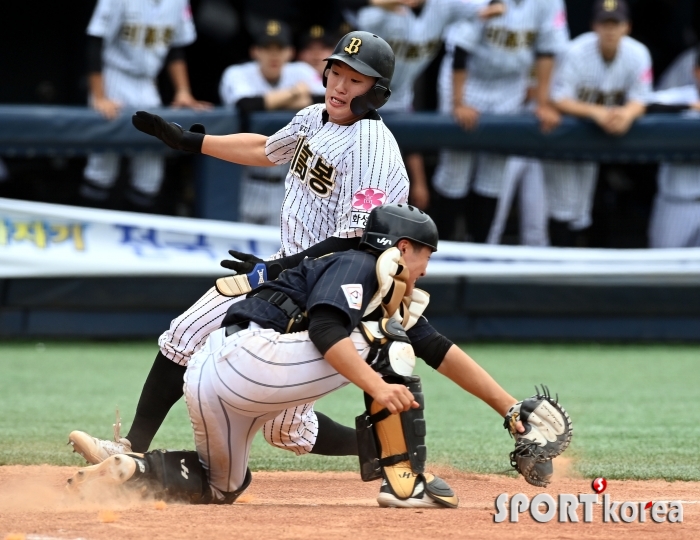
left=2, top=198, right=700, bottom=278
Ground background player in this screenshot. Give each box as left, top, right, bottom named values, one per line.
left=297, top=25, right=338, bottom=77
left=69, top=31, right=409, bottom=466
left=432, top=0, right=569, bottom=242
left=79, top=0, right=210, bottom=212
left=219, top=19, right=325, bottom=225
left=646, top=46, right=700, bottom=248
left=356, top=0, right=506, bottom=210
left=544, top=0, right=651, bottom=247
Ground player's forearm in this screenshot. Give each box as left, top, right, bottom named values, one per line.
left=323, top=337, right=384, bottom=396
left=534, top=56, right=554, bottom=107
left=437, top=345, right=517, bottom=416
left=264, top=87, right=299, bottom=110
left=167, top=59, right=192, bottom=95
left=554, top=98, right=603, bottom=120
left=406, top=153, right=427, bottom=187
left=452, top=69, right=468, bottom=108
left=622, top=100, right=646, bottom=120
left=88, top=72, right=106, bottom=100
left=201, top=134, right=275, bottom=166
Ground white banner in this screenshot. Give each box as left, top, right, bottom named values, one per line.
left=1, top=198, right=700, bottom=278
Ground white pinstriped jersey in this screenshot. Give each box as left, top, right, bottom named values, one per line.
left=357, top=0, right=491, bottom=112
left=438, top=0, right=569, bottom=114
left=649, top=85, right=700, bottom=200
left=552, top=32, right=653, bottom=106
left=87, top=0, right=196, bottom=79
left=265, top=104, right=409, bottom=254
left=657, top=47, right=697, bottom=91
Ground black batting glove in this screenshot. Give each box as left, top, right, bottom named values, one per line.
left=221, top=250, right=285, bottom=280
left=132, top=111, right=205, bottom=153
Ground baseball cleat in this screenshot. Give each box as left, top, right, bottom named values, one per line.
left=68, top=430, right=133, bottom=464
left=377, top=475, right=458, bottom=509
left=66, top=454, right=137, bottom=491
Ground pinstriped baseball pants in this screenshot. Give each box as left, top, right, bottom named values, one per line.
left=184, top=324, right=371, bottom=496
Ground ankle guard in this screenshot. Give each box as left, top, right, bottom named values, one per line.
left=356, top=376, right=426, bottom=482
left=128, top=450, right=251, bottom=505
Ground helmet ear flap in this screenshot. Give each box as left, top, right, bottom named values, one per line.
left=322, top=60, right=333, bottom=88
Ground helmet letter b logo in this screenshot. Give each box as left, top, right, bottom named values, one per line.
left=344, top=38, right=362, bottom=55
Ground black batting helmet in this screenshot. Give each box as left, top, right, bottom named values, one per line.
left=323, top=31, right=395, bottom=115
left=360, top=204, right=439, bottom=253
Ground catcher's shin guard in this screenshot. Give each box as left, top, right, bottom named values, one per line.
left=356, top=377, right=458, bottom=508
left=67, top=450, right=251, bottom=504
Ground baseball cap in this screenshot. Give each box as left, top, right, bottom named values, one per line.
left=593, top=0, right=630, bottom=23
left=250, top=18, right=293, bottom=48
left=299, top=25, right=337, bottom=50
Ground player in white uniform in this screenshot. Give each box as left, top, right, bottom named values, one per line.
left=646, top=49, right=700, bottom=247
left=432, top=0, right=569, bottom=242
left=219, top=19, right=325, bottom=225
left=69, top=32, right=409, bottom=465
left=544, top=0, right=651, bottom=247
left=357, top=0, right=505, bottom=210
left=79, top=0, right=209, bottom=210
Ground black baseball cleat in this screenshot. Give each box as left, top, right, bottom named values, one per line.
left=377, top=473, right=458, bottom=509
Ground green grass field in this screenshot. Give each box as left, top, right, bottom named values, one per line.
left=1, top=341, right=698, bottom=481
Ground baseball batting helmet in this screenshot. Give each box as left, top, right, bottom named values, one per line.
left=323, top=31, right=395, bottom=115
left=360, top=204, right=439, bottom=253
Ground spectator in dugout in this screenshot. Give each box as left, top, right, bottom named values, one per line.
left=218, top=18, right=325, bottom=225
left=297, top=25, right=339, bottom=77
left=646, top=45, right=700, bottom=248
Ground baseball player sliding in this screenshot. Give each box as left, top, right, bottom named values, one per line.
left=69, top=32, right=409, bottom=466
left=67, top=204, right=573, bottom=507
left=544, top=0, right=651, bottom=246
left=79, top=0, right=209, bottom=210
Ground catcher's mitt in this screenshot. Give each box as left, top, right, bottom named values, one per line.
left=504, top=385, right=572, bottom=487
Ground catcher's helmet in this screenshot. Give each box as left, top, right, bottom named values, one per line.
left=360, top=204, right=439, bottom=253
left=323, top=31, right=395, bottom=115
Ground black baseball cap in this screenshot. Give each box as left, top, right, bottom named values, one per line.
left=593, top=0, right=630, bottom=23
left=249, top=18, right=293, bottom=48
left=299, top=25, right=337, bottom=49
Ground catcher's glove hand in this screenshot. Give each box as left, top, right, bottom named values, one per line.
left=132, top=111, right=205, bottom=153
left=504, top=385, right=572, bottom=487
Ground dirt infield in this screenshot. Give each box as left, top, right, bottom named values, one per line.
left=0, top=465, right=697, bottom=540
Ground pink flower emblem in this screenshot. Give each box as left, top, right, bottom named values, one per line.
left=352, top=188, right=386, bottom=210
left=553, top=9, right=566, bottom=29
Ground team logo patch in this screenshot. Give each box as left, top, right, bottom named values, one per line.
left=344, top=37, right=362, bottom=55
left=341, top=284, right=363, bottom=310
left=353, top=188, right=386, bottom=211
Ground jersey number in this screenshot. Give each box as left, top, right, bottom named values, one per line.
left=290, top=137, right=337, bottom=198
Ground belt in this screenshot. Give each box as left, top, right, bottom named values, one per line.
left=225, top=321, right=249, bottom=337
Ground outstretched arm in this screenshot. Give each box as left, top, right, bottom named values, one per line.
left=201, top=133, right=275, bottom=166
left=437, top=345, right=517, bottom=417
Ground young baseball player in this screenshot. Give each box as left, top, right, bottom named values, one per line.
left=67, top=204, right=573, bottom=507
left=79, top=0, right=209, bottom=211
left=646, top=47, right=700, bottom=248
left=544, top=0, right=651, bottom=247
left=432, top=0, right=569, bottom=242
left=69, top=31, right=409, bottom=466
left=219, top=19, right=325, bottom=225
left=297, top=25, right=338, bottom=77
left=356, top=0, right=506, bottom=210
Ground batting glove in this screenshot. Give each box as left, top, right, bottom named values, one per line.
left=132, top=111, right=205, bottom=153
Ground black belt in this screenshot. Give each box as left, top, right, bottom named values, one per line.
left=225, top=321, right=249, bottom=337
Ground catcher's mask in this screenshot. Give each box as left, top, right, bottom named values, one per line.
left=323, top=31, right=395, bottom=115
